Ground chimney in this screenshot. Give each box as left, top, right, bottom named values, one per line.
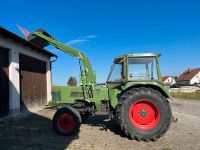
left=188, top=68, right=192, bottom=73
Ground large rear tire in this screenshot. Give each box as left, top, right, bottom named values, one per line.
left=116, top=87, right=172, bottom=141
left=53, top=106, right=81, bottom=135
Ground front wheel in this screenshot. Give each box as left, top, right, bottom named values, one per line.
left=116, top=87, right=172, bottom=141
left=53, top=106, right=81, bottom=135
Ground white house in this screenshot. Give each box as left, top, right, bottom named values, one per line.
left=162, top=76, right=176, bottom=85
left=176, top=68, right=200, bottom=85
left=0, top=27, right=57, bottom=117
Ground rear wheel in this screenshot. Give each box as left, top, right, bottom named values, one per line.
left=116, top=87, right=172, bottom=141
left=53, top=106, right=81, bottom=135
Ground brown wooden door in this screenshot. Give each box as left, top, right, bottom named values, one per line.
left=19, top=54, right=47, bottom=109
left=0, top=47, right=9, bottom=116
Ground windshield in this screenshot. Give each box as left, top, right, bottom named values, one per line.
left=128, top=57, right=158, bottom=81
left=107, top=59, right=123, bottom=82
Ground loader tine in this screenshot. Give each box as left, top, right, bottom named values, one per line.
left=16, top=24, right=30, bottom=38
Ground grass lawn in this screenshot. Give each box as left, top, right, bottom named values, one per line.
left=171, top=92, right=200, bottom=100
left=52, top=86, right=65, bottom=91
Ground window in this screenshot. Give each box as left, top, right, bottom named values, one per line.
left=107, top=63, right=122, bottom=82
left=128, top=57, right=158, bottom=81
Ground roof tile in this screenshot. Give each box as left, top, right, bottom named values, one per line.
left=176, top=68, right=200, bottom=81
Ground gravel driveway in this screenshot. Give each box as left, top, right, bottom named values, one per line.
left=0, top=99, right=200, bottom=150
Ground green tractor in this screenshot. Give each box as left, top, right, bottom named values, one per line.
left=24, top=29, right=172, bottom=141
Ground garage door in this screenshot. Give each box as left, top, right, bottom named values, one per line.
left=0, top=47, right=9, bottom=116
left=19, top=54, right=47, bottom=109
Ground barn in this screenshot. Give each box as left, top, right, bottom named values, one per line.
left=0, top=27, right=57, bottom=117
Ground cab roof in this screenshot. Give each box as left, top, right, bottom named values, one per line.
left=115, top=53, right=160, bottom=59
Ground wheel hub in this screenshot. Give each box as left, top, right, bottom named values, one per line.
left=129, top=99, right=160, bottom=130
left=139, top=109, right=148, bottom=117
left=63, top=119, right=68, bottom=125
left=57, top=113, right=75, bottom=133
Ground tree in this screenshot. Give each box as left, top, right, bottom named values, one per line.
left=67, top=76, right=78, bottom=86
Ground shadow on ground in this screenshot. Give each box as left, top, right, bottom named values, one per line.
left=85, top=115, right=127, bottom=138
left=0, top=111, right=128, bottom=150
left=0, top=109, right=78, bottom=150
left=0, top=57, right=79, bottom=150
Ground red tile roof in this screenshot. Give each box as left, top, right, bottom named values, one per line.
left=162, top=76, right=169, bottom=82
left=176, top=68, right=200, bottom=81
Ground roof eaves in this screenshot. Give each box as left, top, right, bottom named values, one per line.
left=0, top=27, right=57, bottom=58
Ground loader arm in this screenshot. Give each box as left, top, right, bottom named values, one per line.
left=28, top=29, right=96, bottom=99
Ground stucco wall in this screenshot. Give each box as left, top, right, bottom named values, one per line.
left=190, top=72, right=200, bottom=84
left=163, top=77, right=176, bottom=84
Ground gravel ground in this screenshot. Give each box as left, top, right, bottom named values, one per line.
left=0, top=99, right=200, bottom=150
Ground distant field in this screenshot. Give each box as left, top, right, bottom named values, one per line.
left=52, top=86, right=65, bottom=91
left=171, top=92, right=200, bottom=100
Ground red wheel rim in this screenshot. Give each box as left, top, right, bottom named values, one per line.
left=129, top=99, right=160, bottom=130
left=57, top=113, right=75, bottom=133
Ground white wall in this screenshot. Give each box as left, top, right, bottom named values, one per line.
left=190, top=71, right=200, bottom=85
left=163, top=77, right=176, bottom=85
left=0, top=35, right=52, bottom=115
left=46, top=62, right=52, bottom=103
left=9, top=49, right=20, bottom=114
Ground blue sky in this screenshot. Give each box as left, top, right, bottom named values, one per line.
left=1, top=0, right=200, bottom=85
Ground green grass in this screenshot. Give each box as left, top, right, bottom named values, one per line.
left=171, top=91, right=200, bottom=100
left=52, top=86, right=65, bottom=92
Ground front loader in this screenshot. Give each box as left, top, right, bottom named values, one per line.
left=23, top=28, right=172, bottom=141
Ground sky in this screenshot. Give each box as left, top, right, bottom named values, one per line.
left=1, top=0, right=200, bottom=85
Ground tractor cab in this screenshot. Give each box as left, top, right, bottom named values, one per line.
left=107, top=53, right=162, bottom=84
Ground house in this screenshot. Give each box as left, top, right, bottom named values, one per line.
left=0, top=27, right=57, bottom=117
left=176, top=68, right=200, bottom=85
left=162, top=76, right=176, bottom=85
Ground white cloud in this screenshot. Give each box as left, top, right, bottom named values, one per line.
left=78, top=35, right=97, bottom=39
left=66, top=39, right=89, bottom=45
left=86, top=35, right=97, bottom=38
left=66, top=34, right=97, bottom=45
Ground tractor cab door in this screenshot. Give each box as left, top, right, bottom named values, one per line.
left=106, top=57, right=126, bottom=108
left=106, top=57, right=125, bottom=89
